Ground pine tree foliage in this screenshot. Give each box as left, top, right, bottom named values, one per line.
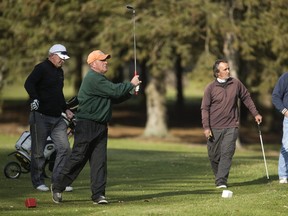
left=1, top=0, right=288, bottom=134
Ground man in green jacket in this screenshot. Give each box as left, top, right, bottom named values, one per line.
left=51, top=50, right=141, bottom=204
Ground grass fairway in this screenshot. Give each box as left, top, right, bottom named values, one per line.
left=0, top=133, right=285, bottom=216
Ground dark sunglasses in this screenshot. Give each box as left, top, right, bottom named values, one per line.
left=59, top=51, right=68, bottom=55
left=53, top=51, right=68, bottom=55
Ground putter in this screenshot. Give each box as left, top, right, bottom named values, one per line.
left=32, top=110, right=41, bottom=179
left=126, top=5, right=139, bottom=94
left=257, top=123, right=269, bottom=179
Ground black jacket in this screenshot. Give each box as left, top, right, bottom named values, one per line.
left=24, top=59, right=67, bottom=117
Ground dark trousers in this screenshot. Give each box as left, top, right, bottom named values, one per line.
left=207, top=128, right=238, bottom=186
left=53, top=119, right=108, bottom=201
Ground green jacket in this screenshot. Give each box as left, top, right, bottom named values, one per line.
left=76, top=70, right=134, bottom=123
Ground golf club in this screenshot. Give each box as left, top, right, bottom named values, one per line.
left=257, top=123, right=269, bottom=179
left=126, top=5, right=139, bottom=94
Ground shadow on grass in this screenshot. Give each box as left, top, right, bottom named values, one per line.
left=61, top=188, right=218, bottom=204
left=111, top=189, right=218, bottom=203
left=230, top=175, right=277, bottom=187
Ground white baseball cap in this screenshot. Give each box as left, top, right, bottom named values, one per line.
left=49, top=44, right=70, bottom=60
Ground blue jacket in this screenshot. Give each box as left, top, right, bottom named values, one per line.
left=272, top=72, right=288, bottom=114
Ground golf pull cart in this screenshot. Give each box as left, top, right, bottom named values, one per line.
left=4, top=132, right=56, bottom=179
left=3, top=96, right=78, bottom=179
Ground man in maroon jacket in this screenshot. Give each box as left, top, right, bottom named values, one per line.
left=201, top=59, right=262, bottom=188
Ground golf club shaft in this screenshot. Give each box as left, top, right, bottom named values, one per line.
left=127, top=5, right=139, bottom=94
left=258, top=124, right=269, bottom=179
left=133, top=11, right=139, bottom=94
left=133, top=10, right=137, bottom=74
left=33, top=111, right=40, bottom=175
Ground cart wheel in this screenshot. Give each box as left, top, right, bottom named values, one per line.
left=4, top=162, right=21, bottom=179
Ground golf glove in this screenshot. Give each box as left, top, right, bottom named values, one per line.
left=30, top=99, right=39, bottom=111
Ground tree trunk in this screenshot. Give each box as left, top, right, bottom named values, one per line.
left=224, top=33, right=239, bottom=79
left=0, top=57, right=8, bottom=114
left=175, top=55, right=184, bottom=107
left=144, top=76, right=168, bottom=137
left=223, top=32, right=242, bottom=148
left=257, top=90, right=273, bottom=132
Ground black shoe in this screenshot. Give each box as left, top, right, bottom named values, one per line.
left=93, top=195, right=108, bottom=204
left=51, top=185, right=62, bottom=204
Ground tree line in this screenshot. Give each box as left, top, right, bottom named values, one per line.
left=1, top=0, right=288, bottom=137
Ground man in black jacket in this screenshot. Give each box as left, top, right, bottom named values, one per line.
left=24, top=44, right=74, bottom=192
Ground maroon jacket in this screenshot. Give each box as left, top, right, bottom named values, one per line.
left=201, top=77, right=259, bottom=130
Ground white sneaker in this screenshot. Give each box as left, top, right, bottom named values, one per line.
left=36, top=184, right=49, bottom=192
left=65, top=186, right=73, bottom=192
left=279, top=177, right=287, bottom=184
left=216, top=185, right=227, bottom=189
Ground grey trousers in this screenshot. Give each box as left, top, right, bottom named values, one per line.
left=29, top=111, right=71, bottom=188
left=207, top=127, right=238, bottom=186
